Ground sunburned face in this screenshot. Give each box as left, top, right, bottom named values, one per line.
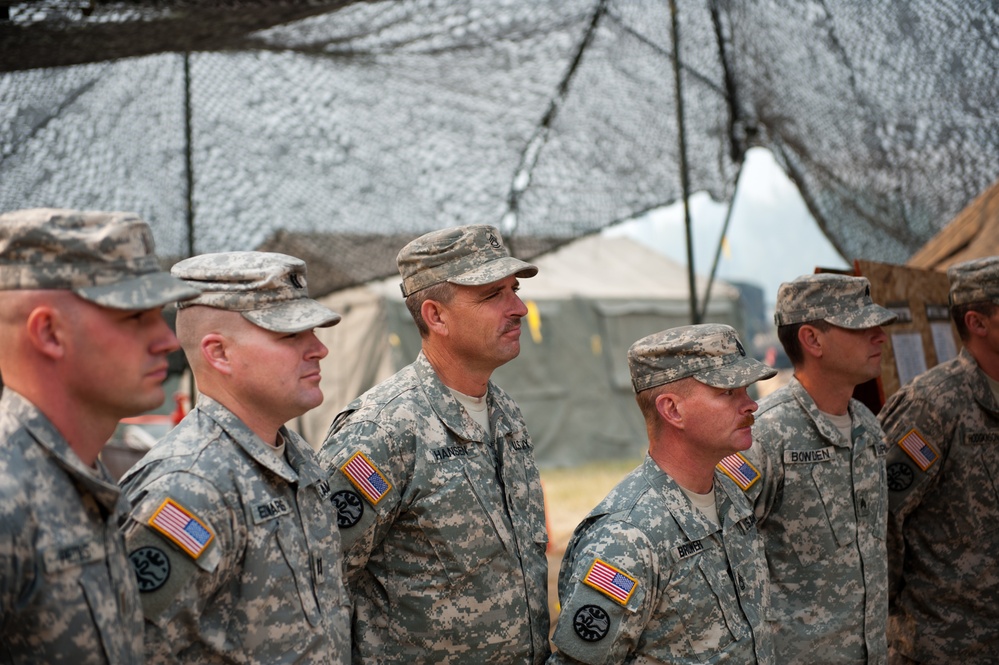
left=438, top=275, right=529, bottom=374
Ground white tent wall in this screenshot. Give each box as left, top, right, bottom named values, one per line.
left=299, top=236, right=748, bottom=467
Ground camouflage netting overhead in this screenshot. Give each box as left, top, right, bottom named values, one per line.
left=1, top=0, right=997, bottom=296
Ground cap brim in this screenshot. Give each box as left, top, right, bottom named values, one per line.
left=242, top=298, right=341, bottom=333
left=75, top=272, right=202, bottom=310
left=693, top=357, right=778, bottom=389
left=449, top=256, right=538, bottom=286
left=826, top=304, right=898, bottom=330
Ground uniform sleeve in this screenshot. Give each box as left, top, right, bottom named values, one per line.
left=549, top=519, right=656, bottom=664
left=318, top=417, right=411, bottom=584
left=120, top=473, right=235, bottom=662
left=878, top=388, right=948, bottom=601
left=745, top=418, right=784, bottom=523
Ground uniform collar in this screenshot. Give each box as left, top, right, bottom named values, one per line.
left=1, top=389, right=121, bottom=510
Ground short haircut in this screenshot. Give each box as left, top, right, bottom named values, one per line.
left=777, top=319, right=832, bottom=366
left=634, top=377, right=695, bottom=439
left=405, top=281, right=457, bottom=338
left=952, top=300, right=998, bottom=341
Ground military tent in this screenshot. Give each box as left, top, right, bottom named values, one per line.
left=300, top=234, right=749, bottom=466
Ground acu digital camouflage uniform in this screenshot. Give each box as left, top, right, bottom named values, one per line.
left=319, top=352, right=550, bottom=664
left=0, top=208, right=199, bottom=664
left=550, top=324, right=776, bottom=664
left=550, top=456, right=773, bottom=665
left=0, top=390, right=144, bottom=664
left=120, top=396, right=350, bottom=664
left=737, top=273, right=894, bottom=665
left=878, top=257, right=999, bottom=663
left=319, top=224, right=549, bottom=664
left=743, top=378, right=888, bottom=664
left=119, top=251, right=349, bottom=664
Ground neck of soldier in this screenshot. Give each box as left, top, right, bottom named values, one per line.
left=9, top=374, right=116, bottom=467
left=649, top=436, right=716, bottom=494
left=795, top=364, right=853, bottom=415
left=422, top=339, right=491, bottom=397
left=968, top=339, right=999, bottom=382
left=198, top=383, right=283, bottom=447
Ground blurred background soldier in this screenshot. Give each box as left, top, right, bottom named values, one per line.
left=0, top=208, right=199, bottom=663
left=549, top=324, right=776, bottom=664
left=879, top=256, right=999, bottom=664
left=119, top=252, right=350, bottom=664
left=320, top=225, right=550, bottom=664
left=740, top=273, right=896, bottom=664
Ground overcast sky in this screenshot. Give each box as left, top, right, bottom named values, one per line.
left=604, top=147, right=849, bottom=310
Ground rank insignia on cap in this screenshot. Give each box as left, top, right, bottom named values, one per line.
left=716, top=452, right=760, bottom=491
left=148, top=498, right=214, bottom=559
left=583, top=559, right=638, bottom=606
left=897, top=428, right=938, bottom=471
left=341, top=451, right=392, bottom=505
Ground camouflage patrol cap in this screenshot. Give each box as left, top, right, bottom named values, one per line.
left=0, top=207, right=200, bottom=309
left=629, top=323, right=777, bottom=392
left=773, top=273, right=897, bottom=329
left=397, top=224, right=538, bottom=297
left=947, top=256, right=999, bottom=306
left=171, top=251, right=341, bottom=333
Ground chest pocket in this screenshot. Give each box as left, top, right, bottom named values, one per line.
left=784, top=458, right=855, bottom=566
left=949, top=430, right=999, bottom=541
left=247, top=497, right=324, bottom=629
left=413, top=464, right=506, bottom=586
left=664, top=540, right=743, bottom=658
left=43, top=537, right=124, bottom=661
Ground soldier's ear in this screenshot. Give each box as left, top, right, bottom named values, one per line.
left=421, top=299, right=448, bottom=337
left=25, top=305, right=66, bottom=360
left=964, top=309, right=989, bottom=338
left=797, top=324, right=824, bottom=359
left=655, top=391, right=684, bottom=429
left=200, top=333, right=232, bottom=374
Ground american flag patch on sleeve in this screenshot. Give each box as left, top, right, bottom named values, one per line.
left=583, top=559, right=638, bottom=606
left=897, top=429, right=938, bottom=471
left=716, top=452, right=760, bottom=491
left=149, top=498, right=214, bottom=559
left=341, top=451, right=392, bottom=505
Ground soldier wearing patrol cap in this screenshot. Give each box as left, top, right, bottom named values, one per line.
left=879, top=256, right=999, bottom=664
left=732, top=272, right=897, bottom=665
left=319, top=224, right=549, bottom=664
left=118, top=251, right=350, bottom=664
left=549, top=323, right=777, bottom=664
left=0, top=207, right=201, bottom=663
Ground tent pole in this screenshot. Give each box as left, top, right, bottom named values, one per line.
left=183, top=51, right=196, bottom=406
left=670, top=0, right=699, bottom=324
left=183, top=51, right=195, bottom=259
left=699, top=162, right=744, bottom=321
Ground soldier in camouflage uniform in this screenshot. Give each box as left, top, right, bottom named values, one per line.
left=878, top=257, right=999, bottom=664
left=549, top=324, right=777, bottom=664
left=118, top=251, right=350, bottom=664
left=319, top=225, right=549, bottom=664
left=0, top=208, right=200, bottom=664
left=732, top=273, right=896, bottom=665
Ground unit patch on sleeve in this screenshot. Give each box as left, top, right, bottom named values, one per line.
left=716, top=452, right=760, bottom=491
left=148, top=498, right=214, bottom=559
left=340, top=451, right=392, bottom=505
left=331, top=489, right=364, bottom=528
left=583, top=559, right=638, bottom=606
left=573, top=605, right=611, bottom=642
left=897, top=428, right=938, bottom=471
left=129, top=546, right=171, bottom=592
